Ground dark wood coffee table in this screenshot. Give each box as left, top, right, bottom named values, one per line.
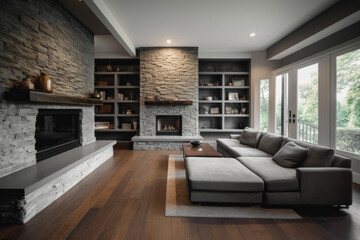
left=182, top=143, right=222, bottom=158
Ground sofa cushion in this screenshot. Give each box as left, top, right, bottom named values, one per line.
left=257, top=132, right=284, bottom=156
left=273, top=142, right=308, bottom=168
left=282, top=138, right=334, bottom=167
left=217, top=138, right=251, bottom=153
left=237, top=157, right=299, bottom=192
left=228, top=147, right=271, bottom=158
left=239, top=127, right=261, bottom=147
left=185, top=157, right=264, bottom=192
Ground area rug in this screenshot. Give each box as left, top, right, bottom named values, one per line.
left=165, top=155, right=302, bottom=219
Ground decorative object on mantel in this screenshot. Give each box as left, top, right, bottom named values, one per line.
left=36, top=72, right=53, bottom=93
left=90, top=89, right=101, bottom=99
left=18, top=76, right=35, bottom=90
left=99, top=91, right=106, bottom=101
left=4, top=89, right=103, bottom=106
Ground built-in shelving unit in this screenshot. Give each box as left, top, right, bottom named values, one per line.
left=94, top=59, right=140, bottom=141
left=198, top=59, right=251, bottom=138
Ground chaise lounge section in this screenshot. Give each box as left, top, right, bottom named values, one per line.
left=185, top=128, right=352, bottom=206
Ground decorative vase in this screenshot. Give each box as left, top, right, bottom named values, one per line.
left=90, top=90, right=101, bottom=99
left=18, top=77, right=35, bottom=90
left=37, top=72, right=53, bottom=93
left=133, top=121, right=138, bottom=130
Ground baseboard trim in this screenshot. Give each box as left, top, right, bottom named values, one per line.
left=353, top=171, right=360, bottom=185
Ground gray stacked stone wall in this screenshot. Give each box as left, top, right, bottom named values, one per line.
left=0, top=0, right=94, bottom=96
left=139, top=47, right=199, bottom=138
left=0, top=0, right=96, bottom=177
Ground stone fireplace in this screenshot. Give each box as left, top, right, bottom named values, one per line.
left=35, top=109, right=81, bottom=161
left=0, top=0, right=115, bottom=223
left=132, top=47, right=203, bottom=150
left=156, top=115, right=182, bottom=136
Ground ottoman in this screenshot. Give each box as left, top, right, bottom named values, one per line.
left=185, top=157, right=264, bottom=203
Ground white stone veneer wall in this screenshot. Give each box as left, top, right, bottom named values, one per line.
left=0, top=104, right=96, bottom=178
left=2, top=145, right=113, bottom=223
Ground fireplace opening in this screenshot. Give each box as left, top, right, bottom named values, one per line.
left=35, top=109, right=81, bottom=162
left=156, top=115, right=182, bottom=136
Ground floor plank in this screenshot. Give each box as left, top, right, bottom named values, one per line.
left=1, top=149, right=360, bottom=240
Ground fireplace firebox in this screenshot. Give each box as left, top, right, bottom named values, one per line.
left=35, top=109, right=81, bottom=161
left=156, top=115, right=182, bottom=136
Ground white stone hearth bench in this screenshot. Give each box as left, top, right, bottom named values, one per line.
left=0, top=140, right=115, bottom=224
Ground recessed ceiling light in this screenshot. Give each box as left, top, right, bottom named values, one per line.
left=250, top=33, right=256, bottom=37
left=166, top=39, right=172, bottom=44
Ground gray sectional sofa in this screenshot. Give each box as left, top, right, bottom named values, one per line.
left=185, top=128, right=353, bottom=206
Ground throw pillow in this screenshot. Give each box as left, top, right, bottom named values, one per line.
left=239, top=127, right=261, bottom=148
left=282, top=138, right=334, bottom=167
left=257, top=132, right=284, bottom=156
left=273, top=142, right=308, bottom=168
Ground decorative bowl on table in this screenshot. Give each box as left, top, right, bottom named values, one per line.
left=190, top=140, right=203, bottom=147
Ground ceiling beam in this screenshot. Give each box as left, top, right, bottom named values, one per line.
left=267, top=0, right=360, bottom=60
left=84, top=0, right=136, bottom=56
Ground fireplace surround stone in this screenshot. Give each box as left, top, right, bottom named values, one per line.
left=0, top=104, right=96, bottom=178
left=134, top=47, right=201, bottom=150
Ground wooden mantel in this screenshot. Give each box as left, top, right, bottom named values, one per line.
left=4, top=89, right=103, bottom=106
left=144, top=100, right=193, bottom=105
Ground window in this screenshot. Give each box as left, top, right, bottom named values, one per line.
left=296, top=63, right=319, bottom=144
left=259, top=79, right=269, bottom=131
left=335, top=48, right=360, bottom=154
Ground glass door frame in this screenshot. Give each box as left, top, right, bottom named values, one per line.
left=271, top=56, right=330, bottom=145
left=290, top=60, right=321, bottom=143
left=269, top=70, right=291, bottom=135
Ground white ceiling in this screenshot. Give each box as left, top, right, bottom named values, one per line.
left=99, top=0, right=338, bottom=54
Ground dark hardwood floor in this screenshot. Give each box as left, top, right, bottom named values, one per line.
left=1, top=149, right=360, bottom=240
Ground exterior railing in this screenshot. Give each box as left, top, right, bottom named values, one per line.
left=298, top=119, right=318, bottom=144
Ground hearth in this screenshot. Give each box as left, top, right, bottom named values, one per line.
left=156, top=115, right=182, bottom=136
left=35, top=109, right=81, bottom=161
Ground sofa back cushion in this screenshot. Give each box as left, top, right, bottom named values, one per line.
left=273, top=142, right=308, bottom=168
left=257, top=132, right=284, bottom=156
left=282, top=138, right=334, bottom=167
left=239, top=127, right=261, bottom=148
